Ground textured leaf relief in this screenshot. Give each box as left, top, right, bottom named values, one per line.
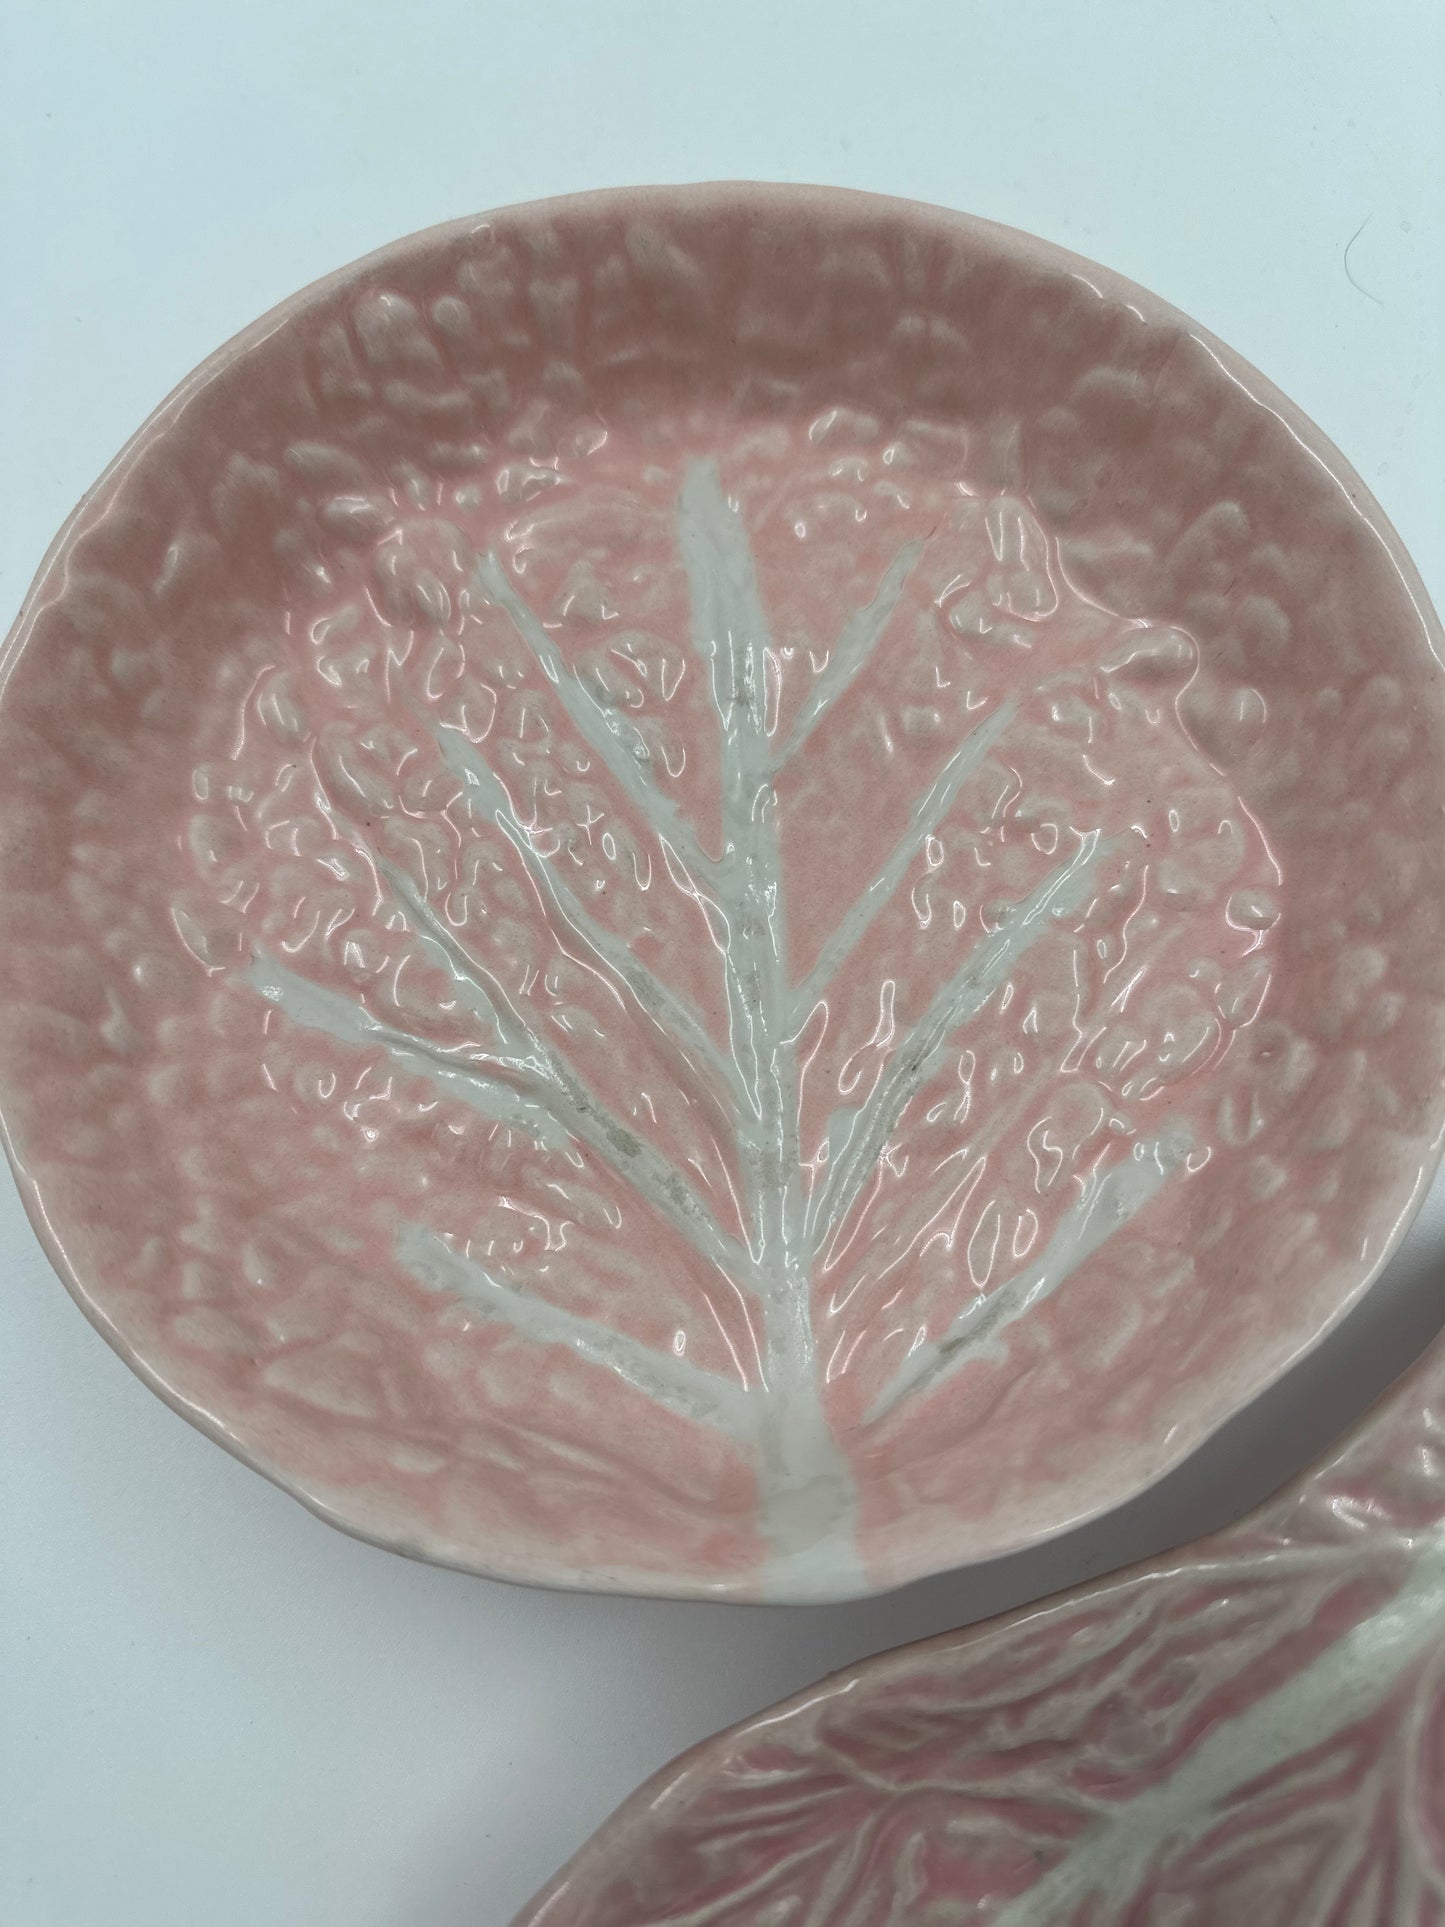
left=185, top=417, right=1277, bottom=1577
left=514, top=1355, right=1445, bottom=1926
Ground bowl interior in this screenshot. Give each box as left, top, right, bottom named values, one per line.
left=3, top=186, right=1444, bottom=1599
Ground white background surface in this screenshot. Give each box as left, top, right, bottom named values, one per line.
left=2, top=3, right=1443, bottom=1921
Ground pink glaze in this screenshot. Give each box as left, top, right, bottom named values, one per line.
left=1, top=186, right=1443, bottom=1600
left=513, top=1297, right=1445, bottom=1924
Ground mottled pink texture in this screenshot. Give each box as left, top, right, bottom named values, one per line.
left=514, top=1325, right=1445, bottom=1925
left=2, top=185, right=1444, bottom=1600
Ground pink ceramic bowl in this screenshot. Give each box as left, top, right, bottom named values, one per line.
left=3, top=185, right=1443, bottom=1601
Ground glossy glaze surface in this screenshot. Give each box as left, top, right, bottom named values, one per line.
left=2, top=186, right=1444, bottom=1599
left=515, top=1317, right=1445, bottom=1923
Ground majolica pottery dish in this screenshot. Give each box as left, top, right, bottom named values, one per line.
left=2, top=185, right=1443, bottom=1600
left=515, top=1315, right=1445, bottom=1923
